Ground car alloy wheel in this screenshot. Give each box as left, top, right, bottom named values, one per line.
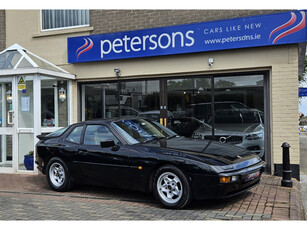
left=46, top=157, right=73, bottom=192
left=153, top=165, right=192, bottom=209
left=49, top=162, right=65, bottom=188
left=157, top=172, right=183, bottom=204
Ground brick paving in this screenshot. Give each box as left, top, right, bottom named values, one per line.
left=0, top=173, right=304, bottom=220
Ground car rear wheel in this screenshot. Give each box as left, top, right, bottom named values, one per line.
left=46, top=157, right=73, bottom=192
left=153, top=165, right=192, bottom=209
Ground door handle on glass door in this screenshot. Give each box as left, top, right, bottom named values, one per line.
left=7, top=110, right=14, bottom=125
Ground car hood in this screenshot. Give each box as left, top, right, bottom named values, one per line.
left=138, top=136, right=261, bottom=169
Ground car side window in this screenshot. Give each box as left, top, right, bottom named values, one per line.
left=83, top=125, right=119, bottom=145
left=66, top=126, right=83, bottom=144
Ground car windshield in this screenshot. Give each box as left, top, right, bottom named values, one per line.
left=112, top=119, right=177, bottom=144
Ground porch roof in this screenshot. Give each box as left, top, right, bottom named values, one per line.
left=0, top=44, right=75, bottom=79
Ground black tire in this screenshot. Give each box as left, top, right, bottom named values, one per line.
left=153, top=165, right=192, bottom=209
left=46, top=157, right=73, bottom=192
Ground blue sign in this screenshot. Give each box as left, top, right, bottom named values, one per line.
left=299, top=88, right=307, bottom=97
left=68, top=10, right=307, bottom=63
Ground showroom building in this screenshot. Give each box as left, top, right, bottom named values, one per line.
left=0, top=9, right=306, bottom=180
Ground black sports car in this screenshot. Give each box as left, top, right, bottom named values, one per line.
left=35, top=118, right=265, bottom=209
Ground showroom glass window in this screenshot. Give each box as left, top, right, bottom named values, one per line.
left=166, top=74, right=265, bottom=159
left=81, top=80, right=160, bottom=121
left=41, top=10, right=89, bottom=30
left=167, top=77, right=212, bottom=138
left=121, top=80, right=160, bottom=119
left=213, top=75, right=264, bottom=158
left=41, top=77, right=69, bottom=127
left=82, top=83, right=119, bottom=120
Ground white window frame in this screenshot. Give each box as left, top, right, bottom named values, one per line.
left=40, top=77, right=72, bottom=133
left=40, top=9, right=90, bottom=32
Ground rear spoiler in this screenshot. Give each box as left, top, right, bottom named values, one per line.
left=37, top=134, right=49, bottom=140
left=37, top=134, right=58, bottom=140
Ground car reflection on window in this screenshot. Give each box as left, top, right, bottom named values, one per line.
left=192, top=109, right=265, bottom=158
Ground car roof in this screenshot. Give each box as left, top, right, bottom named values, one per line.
left=73, top=116, right=144, bottom=126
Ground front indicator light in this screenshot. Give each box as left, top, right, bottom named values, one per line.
left=220, top=176, right=238, bottom=183
left=220, top=176, right=231, bottom=183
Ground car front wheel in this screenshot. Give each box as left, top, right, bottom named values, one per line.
left=153, top=165, right=192, bottom=209
left=46, top=157, right=73, bottom=192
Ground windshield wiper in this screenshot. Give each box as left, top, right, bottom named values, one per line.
left=141, top=136, right=165, bottom=143
left=141, top=135, right=178, bottom=143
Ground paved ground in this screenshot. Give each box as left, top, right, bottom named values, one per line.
left=299, top=134, right=307, bottom=220
left=0, top=173, right=304, bottom=220
left=300, top=134, right=307, bottom=174
left=300, top=175, right=307, bottom=219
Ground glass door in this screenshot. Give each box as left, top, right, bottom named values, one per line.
left=17, top=75, right=34, bottom=171
left=0, top=75, right=38, bottom=173
left=0, top=77, right=15, bottom=172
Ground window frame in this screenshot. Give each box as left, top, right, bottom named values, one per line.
left=40, top=9, right=90, bottom=32
left=83, top=124, right=120, bottom=146
left=65, top=125, right=84, bottom=144
left=40, top=77, right=72, bottom=133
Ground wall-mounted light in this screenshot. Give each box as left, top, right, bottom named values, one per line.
left=6, top=90, right=12, bottom=104
left=59, top=88, right=66, bottom=102
left=208, top=58, right=214, bottom=67
left=114, top=68, right=121, bottom=77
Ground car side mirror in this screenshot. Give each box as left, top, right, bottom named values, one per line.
left=100, top=140, right=115, bottom=148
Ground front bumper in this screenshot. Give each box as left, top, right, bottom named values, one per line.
left=190, top=161, right=265, bottom=200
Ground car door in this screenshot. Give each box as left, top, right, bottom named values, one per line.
left=75, top=124, right=131, bottom=189
left=60, top=125, right=85, bottom=180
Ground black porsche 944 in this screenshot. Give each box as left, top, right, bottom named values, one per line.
left=35, top=118, right=265, bottom=209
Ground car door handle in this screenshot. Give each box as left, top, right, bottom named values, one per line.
left=79, top=149, right=88, bottom=155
